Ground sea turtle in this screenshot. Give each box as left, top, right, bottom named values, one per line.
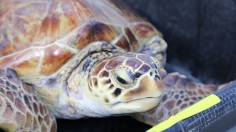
left=0, top=0, right=224, bottom=131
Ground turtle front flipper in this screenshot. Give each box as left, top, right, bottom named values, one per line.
left=0, top=68, right=56, bottom=132
left=133, top=72, right=219, bottom=126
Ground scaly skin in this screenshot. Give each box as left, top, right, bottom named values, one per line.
left=0, top=68, right=56, bottom=132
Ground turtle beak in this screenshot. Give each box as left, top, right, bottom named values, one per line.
left=111, top=75, right=163, bottom=113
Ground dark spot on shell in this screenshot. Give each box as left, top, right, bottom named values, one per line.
left=180, top=91, right=184, bottom=94
left=6, top=91, right=14, bottom=102
left=113, top=88, right=122, bottom=97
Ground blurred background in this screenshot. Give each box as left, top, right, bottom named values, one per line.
left=58, top=0, right=236, bottom=131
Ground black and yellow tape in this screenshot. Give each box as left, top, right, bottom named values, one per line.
left=147, top=94, right=221, bottom=132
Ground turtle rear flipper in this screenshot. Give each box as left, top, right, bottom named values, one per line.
left=0, top=68, right=56, bottom=132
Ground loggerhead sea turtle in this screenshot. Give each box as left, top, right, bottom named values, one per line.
left=0, top=0, right=224, bottom=131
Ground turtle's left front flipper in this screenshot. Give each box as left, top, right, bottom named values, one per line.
left=132, top=72, right=220, bottom=126
left=0, top=68, right=57, bottom=132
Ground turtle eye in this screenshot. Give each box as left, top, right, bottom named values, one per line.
left=116, top=75, right=128, bottom=85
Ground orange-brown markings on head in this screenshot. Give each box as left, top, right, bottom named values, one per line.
left=92, top=61, right=107, bottom=76
left=75, top=21, right=120, bottom=50
left=124, top=27, right=139, bottom=51
left=40, top=45, right=74, bottom=75
left=130, top=23, right=160, bottom=43
left=105, top=56, right=126, bottom=70
left=114, top=35, right=131, bottom=51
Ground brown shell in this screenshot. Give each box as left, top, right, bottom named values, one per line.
left=0, top=0, right=161, bottom=77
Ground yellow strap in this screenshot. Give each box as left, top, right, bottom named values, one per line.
left=147, top=94, right=221, bottom=132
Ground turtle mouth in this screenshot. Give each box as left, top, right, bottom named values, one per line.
left=110, top=97, right=161, bottom=113
left=124, top=97, right=158, bottom=103
left=111, top=96, right=159, bottom=105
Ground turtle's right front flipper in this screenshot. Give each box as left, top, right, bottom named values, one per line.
left=0, top=68, right=56, bottom=132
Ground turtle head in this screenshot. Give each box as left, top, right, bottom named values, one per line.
left=88, top=52, right=163, bottom=114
